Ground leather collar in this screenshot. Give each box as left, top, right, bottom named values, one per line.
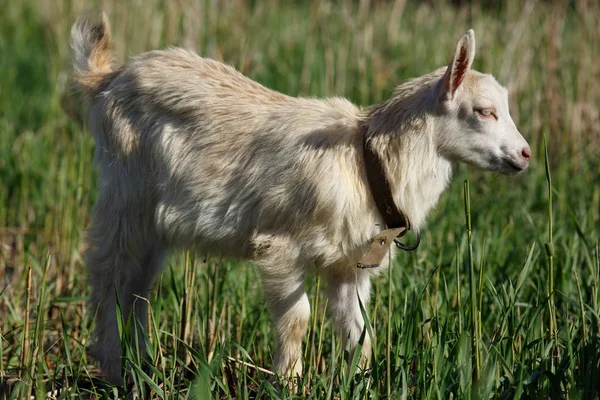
left=358, top=124, right=420, bottom=269
left=361, top=125, right=411, bottom=231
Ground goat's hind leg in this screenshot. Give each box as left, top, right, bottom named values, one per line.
left=85, top=204, right=166, bottom=385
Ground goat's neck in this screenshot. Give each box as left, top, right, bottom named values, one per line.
left=386, top=128, right=452, bottom=231
left=363, top=98, right=453, bottom=231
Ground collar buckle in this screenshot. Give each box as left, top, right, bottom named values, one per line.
left=393, top=229, right=421, bottom=251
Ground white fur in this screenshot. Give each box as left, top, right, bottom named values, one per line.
left=70, top=15, right=530, bottom=385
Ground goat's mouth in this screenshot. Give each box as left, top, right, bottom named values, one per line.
left=502, top=157, right=529, bottom=174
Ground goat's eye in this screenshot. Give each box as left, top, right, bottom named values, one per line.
left=474, top=107, right=496, bottom=119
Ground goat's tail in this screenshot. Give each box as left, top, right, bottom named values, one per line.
left=70, top=12, right=114, bottom=97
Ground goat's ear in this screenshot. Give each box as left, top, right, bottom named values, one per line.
left=441, top=29, right=476, bottom=100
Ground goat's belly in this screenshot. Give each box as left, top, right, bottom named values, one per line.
left=154, top=196, right=258, bottom=258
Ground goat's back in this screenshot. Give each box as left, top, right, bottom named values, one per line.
left=88, top=48, right=370, bottom=258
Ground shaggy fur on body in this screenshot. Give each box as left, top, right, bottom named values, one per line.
left=70, top=13, right=530, bottom=385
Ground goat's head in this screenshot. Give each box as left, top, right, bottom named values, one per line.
left=434, top=30, right=530, bottom=174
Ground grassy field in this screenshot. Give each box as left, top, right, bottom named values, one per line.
left=1, top=0, right=599, bottom=398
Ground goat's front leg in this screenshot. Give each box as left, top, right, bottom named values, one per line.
left=323, top=267, right=372, bottom=369
left=263, top=271, right=310, bottom=379
left=254, top=239, right=310, bottom=381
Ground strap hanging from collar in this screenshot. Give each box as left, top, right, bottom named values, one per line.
left=357, top=125, right=421, bottom=269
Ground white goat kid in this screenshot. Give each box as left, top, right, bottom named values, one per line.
left=70, top=13, right=530, bottom=386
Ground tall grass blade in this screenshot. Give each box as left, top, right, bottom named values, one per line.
left=543, top=133, right=558, bottom=371
left=464, top=180, right=480, bottom=382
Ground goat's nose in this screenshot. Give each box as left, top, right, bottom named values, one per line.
left=521, top=147, right=531, bottom=160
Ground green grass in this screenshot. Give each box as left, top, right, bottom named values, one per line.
left=1, top=0, right=599, bottom=398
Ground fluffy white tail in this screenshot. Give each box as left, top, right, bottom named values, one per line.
left=70, top=12, right=114, bottom=96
